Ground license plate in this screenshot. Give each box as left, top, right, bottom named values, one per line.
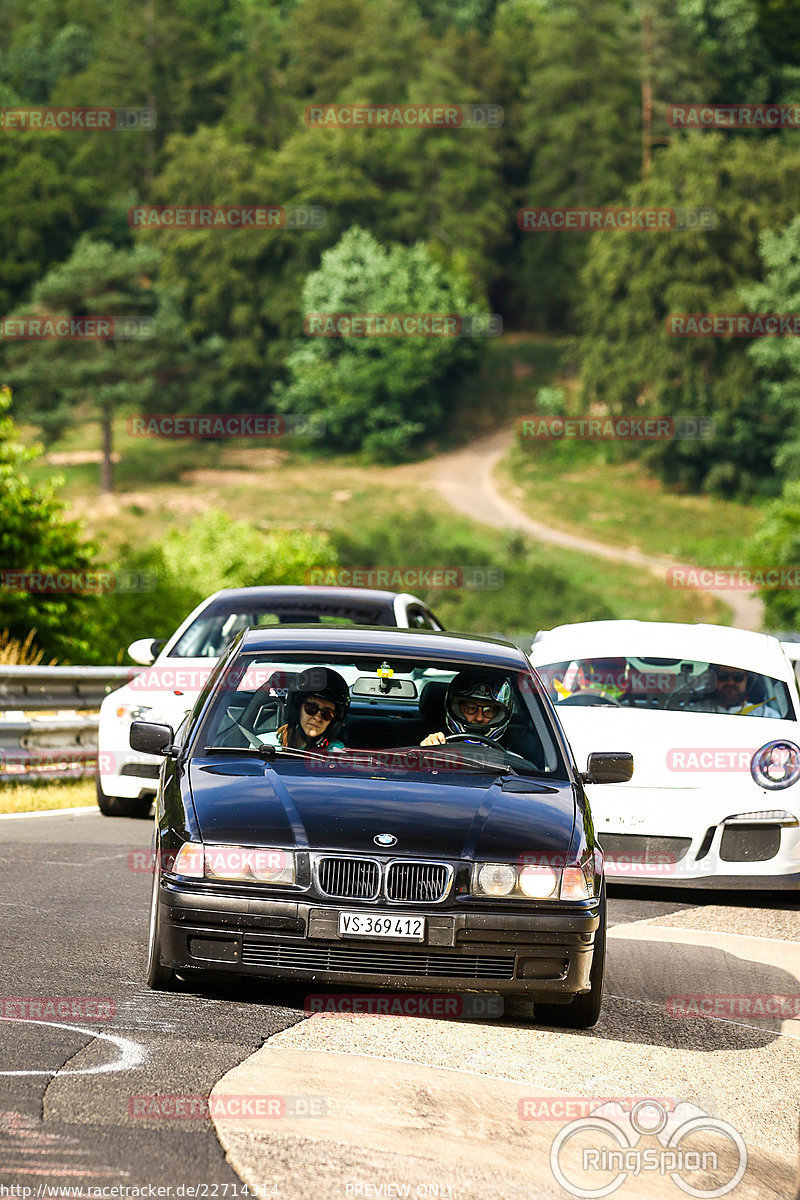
left=338, top=911, right=426, bottom=940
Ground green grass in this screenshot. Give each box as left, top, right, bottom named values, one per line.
left=498, top=439, right=761, bottom=566
left=0, top=779, right=95, bottom=814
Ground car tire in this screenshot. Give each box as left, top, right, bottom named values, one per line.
left=146, top=870, right=178, bottom=991
left=533, top=884, right=606, bottom=1030
left=95, top=774, right=153, bottom=819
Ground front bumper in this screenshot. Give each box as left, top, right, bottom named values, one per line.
left=599, top=819, right=800, bottom=890
left=156, top=879, right=601, bottom=1000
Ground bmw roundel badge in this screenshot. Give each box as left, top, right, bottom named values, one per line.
left=374, top=833, right=397, bottom=847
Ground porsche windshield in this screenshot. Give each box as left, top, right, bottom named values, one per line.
left=194, top=651, right=567, bottom=778
left=536, top=656, right=795, bottom=719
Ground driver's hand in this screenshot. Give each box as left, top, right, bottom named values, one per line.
left=420, top=731, right=446, bottom=746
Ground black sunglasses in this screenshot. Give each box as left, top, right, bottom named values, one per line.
left=302, top=699, right=336, bottom=721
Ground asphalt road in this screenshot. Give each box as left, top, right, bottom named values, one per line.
left=2, top=809, right=799, bottom=1198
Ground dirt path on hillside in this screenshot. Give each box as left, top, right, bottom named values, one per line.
left=427, top=427, right=763, bottom=631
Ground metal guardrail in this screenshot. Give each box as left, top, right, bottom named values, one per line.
left=0, top=665, right=144, bottom=782
left=0, top=665, right=142, bottom=711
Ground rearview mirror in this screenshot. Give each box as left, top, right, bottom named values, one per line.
left=581, top=751, right=634, bottom=785
left=130, top=720, right=175, bottom=756
left=352, top=677, right=418, bottom=698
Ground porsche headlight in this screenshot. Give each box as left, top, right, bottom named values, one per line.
left=169, top=842, right=295, bottom=885
left=117, top=704, right=153, bottom=722
left=750, top=741, right=800, bottom=791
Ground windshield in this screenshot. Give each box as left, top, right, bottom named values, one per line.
left=536, top=656, right=795, bottom=719
left=169, top=605, right=388, bottom=658
left=193, top=651, right=568, bottom=778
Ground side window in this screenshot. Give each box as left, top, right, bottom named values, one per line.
left=407, top=606, right=439, bottom=630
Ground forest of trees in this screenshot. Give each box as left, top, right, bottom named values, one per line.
left=3, top=0, right=800, bottom=493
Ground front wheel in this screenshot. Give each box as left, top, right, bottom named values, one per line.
left=146, top=870, right=178, bottom=990
left=96, top=774, right=153, bottom=819
left=533, top=884, right=606, bottom=1030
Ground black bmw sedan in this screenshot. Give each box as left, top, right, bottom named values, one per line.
left=131, top=627, right=632, bottom=1028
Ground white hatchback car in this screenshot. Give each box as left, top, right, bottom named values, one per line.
left=529, top=620, right=800, bottom=890
left=97, top=585, right=443, bottom=816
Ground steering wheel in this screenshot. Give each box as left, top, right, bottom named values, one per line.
left=557, top=692, right=621, bottom=707
left=444, top=733, right=498, bottom=747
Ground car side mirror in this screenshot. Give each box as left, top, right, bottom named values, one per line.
left=128, top=637, right=161, bottom=665
left=581, top=751, right=634, bottom=784
left=130, top=720, right=175, bottom=756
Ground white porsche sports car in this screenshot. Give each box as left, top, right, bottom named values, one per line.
left=97, top=585, right=443, bottom=817
left=529, top=620, right=800, bottom=890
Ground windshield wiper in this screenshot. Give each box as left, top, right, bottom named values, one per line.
left=203, top=744, right=333, bottom=763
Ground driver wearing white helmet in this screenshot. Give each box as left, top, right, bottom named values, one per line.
left=421, top=672, right=513, bottom=747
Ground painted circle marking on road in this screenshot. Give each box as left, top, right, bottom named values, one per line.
left=0, top=1016, right=146, bottom=1076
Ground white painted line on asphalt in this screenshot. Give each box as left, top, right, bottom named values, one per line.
left=0, top=1017, right=146, bottom=1076
left=0, top=806, right=96, bottom=821
left=609, top=922, right=800, bottom=950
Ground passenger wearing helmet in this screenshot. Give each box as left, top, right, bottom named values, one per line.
left=268, top=667, right=350, bottom=752
left=421, top=672, right=513, bottom=747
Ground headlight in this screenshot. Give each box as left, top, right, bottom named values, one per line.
left=117, top=704, right=153, bottom=722
left=169, top=842, right=296, bottom=885
left=518, top=864, right=559, bottom=899
left=471, top=860, right=594, bottom=901
left=751, top=740, right=800, bottom=790
left=477, top=862, right=516, bottom=896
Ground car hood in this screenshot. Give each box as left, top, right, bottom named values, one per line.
left=555, top=705, right=797, bottom=788
left=188, top=757, right=576, bottom=860
left=102, top=656, right=215, bottom=722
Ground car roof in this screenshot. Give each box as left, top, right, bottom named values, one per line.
left=199, top=585, right=424, bottom=605
left=530, top=619, right=793, bottom=680
left=237, top=625, right=529, bottom=669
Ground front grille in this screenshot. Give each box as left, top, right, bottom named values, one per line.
left=720, top=825, right=780, bottom=863
left=387, top=861, right=450, bottom=903
left=600, top=834, right=692, bottom=865
left=241, top=938, right=515, bottom=979
left=317, top=856, right=380, bottom=900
